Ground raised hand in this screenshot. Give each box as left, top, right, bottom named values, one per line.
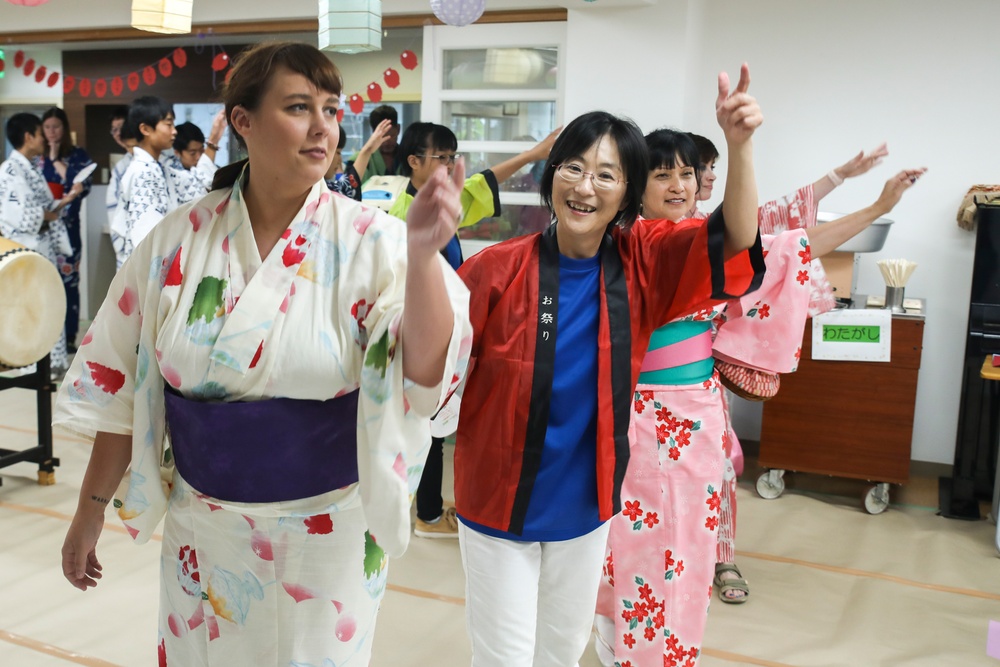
left=874, top=167, right=927, bottom=215
left=361, top=119, right=395, bottom=157
left=716, top=63, right=763, bottom=146
left=835, top=143, right=889, bottom=181
left=405, top=157, right=466, bottom=263
left=529, top=126, right=562, bottom=162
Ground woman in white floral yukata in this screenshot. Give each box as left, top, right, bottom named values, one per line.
left=56, top=41, right=472, bottom=667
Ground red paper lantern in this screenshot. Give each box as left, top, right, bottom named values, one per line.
left=62, top=75, right=75, bottom=94
left=33, top=64, right=46, bottom=83
left=366, top=82, right=383, bottom=103
left=143, top=65, right=156, bottom=86
left=211, top=53, right=230, bottom=72
left=94, top=78, right=107, bottom=98
left=5, top=0, right=52, bottom=6
left=0, top=59, right=5, bottom=76
left=172, top=47, right=187, bottom=68
left=336, top=108, right=344, bottom=123
left=400, top=50, right=418, bottom=70
left=47, top=71, right=59, bottom=88
left=111, top=76, right=124, bottom=96
left=383, top=68, right=400, bottom=88
left=79, top=78, right=92, bottom=97
left=13, top=50, right=24, bottom=68
left=127, top=71, right=140, bottom=91
left=158, top=58, right=173, bottom=77
left=348, top=94, right=364, bottom=115
left=23, top=59, right=35, bottom=76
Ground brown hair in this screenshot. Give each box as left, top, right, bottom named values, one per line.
left=212, top=41, right=343, bottom=191
left=41, top=107, right=73, bottom=160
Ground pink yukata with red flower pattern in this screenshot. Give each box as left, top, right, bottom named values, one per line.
left=595, top=189, right=823, bottom=667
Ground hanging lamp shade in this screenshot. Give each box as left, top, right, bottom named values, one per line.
left=131, top=0, right=193, bottom=35
left=430, top=0, right=486, bottom=27
left=318, top=0, right=382, bottom=54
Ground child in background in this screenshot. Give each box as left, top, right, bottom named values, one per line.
left=111, top=96, right=176, bottom=268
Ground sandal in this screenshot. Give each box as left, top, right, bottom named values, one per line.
left=714, top=562, right=749, bottom=604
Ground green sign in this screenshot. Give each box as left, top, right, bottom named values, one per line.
left=822, top=325, right=881, bottom=343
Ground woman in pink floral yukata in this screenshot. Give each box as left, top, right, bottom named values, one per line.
left=56, top=42, right=472, bottom=667
left=594, top=123, right=925, bottom=666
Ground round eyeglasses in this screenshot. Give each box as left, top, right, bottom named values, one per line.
left=555, top=163, right=624, bottom=190
left=416, top=153, right=460, bottom=166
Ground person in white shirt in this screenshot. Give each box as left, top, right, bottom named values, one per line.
left=0, top=113, right=82, bottom=372
left=162, top=111, right=226, bottom=206
left=106, top=106, right=135, bottom=231
left=112, top=96, right=176, bottom=269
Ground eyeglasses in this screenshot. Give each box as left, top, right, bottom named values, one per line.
left=555, top=163, right=624, bottom=190
left=417, top=153, right=460, bottom=166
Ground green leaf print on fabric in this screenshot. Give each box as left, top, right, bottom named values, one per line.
left=186, top=277, right=228, bottom=326
left=363, top=531, right=385, bottom=579
left=364, top=331, right=390, bottom=381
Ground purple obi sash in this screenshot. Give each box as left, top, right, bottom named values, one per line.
left=164, top=386, right=360, bottom=503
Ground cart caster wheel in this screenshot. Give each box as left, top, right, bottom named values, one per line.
left=756, top=469, right=785, bottom=499
left=37, top=470, right=56, bottom=486
left=864, top=483, right=890, bottom=515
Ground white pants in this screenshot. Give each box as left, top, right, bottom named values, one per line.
left=458, top=520, right=611, bottom=667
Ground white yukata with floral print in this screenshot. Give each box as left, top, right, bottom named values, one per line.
left=54, top=174, right=472, bottom=666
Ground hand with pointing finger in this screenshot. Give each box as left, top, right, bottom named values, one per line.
left=716, top=63, right=763, bottom=147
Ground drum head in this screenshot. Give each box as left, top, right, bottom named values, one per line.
left=0, top=243, right=67, bottom=368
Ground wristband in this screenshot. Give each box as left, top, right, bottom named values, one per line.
left=827, top=169, right=844, bottom=186
left=205, top=141, right=220, bottom=151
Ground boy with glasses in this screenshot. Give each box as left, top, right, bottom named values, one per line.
left=389, top=120, right=559, bottom=537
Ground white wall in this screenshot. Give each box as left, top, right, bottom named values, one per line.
left=0, top=48, right=62, bottom=107
left=563, top=0, right=1000, bottom=464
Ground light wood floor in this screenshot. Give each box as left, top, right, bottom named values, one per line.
left=1, top=383, right=999, bottom=666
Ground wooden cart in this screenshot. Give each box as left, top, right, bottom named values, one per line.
left=758, top=312, right=925, bottom=513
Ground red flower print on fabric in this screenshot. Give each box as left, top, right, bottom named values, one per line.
left=758, top=304, right=770, bottom=319
left=85, top=362, right=126, bottom=395
left=707, top=491, right=721, bottom=511
left=623, top=500, right=642, bottom=521
left=118, top=287, right=138, bottom=316
left=674, top=560, right=684, bottom=575
left=639, top=390, right=654, bottom=402
left=623, top=633, right=636, bottom=649
left=282, top=235, right=308, bottom=267
left=158, top=637, right=167, bottom=667
left=165, top=248, right=183, bottom=287
left=249, top=342, right=264, bottom=369
left=705, top=516, right=719, bottom=530
left=644, top=625, right=657, bottom=641
left=798, top=247, right=812, bottom=264
left=796, top=269, right=809, bottom=285
left=304, top=514, right=334, bottom=534
left=668, top=447, right=680, bottom=461
left=643, top=512, right=659, bottom=528
left=665, top=550, right=675, bottom=569
left=634, top=398, right=645, bottom=414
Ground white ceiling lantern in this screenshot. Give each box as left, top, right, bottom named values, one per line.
left=131, top=0, right=193, bottom=35
left=319, top=0, right=383, bottom=54
left=430, top=0, right=486, bottom=27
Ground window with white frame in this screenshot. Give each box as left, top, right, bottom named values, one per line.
left=420, top=22, right=565, bottom=247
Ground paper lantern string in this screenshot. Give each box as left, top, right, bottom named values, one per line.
left=8, top=45, right=231, bottom=96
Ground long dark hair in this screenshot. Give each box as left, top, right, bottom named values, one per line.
left=212, top=42, right=343, bottom=191
left=539, top=111, right=648, bottom=230
left=41, top=107, right=73, bottom=159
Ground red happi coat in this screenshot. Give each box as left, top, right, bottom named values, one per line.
left=453, top=210, right=765, bottom=535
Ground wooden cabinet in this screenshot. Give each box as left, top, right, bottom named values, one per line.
left=759, top=315, right=925, bottom=485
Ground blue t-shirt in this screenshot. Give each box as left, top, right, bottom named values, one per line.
left=461, top=252, right=603, bottom=541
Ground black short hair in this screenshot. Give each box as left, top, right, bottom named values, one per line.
left=128, top=95, right=173, bottom=140
left=687, top=132, right=719, bottom=167
left=397, top=122, right=458, bottom=177
left=540, top=111, right=648, bottom=230
left=6, top=113, right=42, bottom=150
left=172, top=121, right=205, bottom=152
left=369, top=104, right=397, bottom=131
left=646, top=129, right=701, bottom=172
left=110, top=105, right=129, bottom=123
